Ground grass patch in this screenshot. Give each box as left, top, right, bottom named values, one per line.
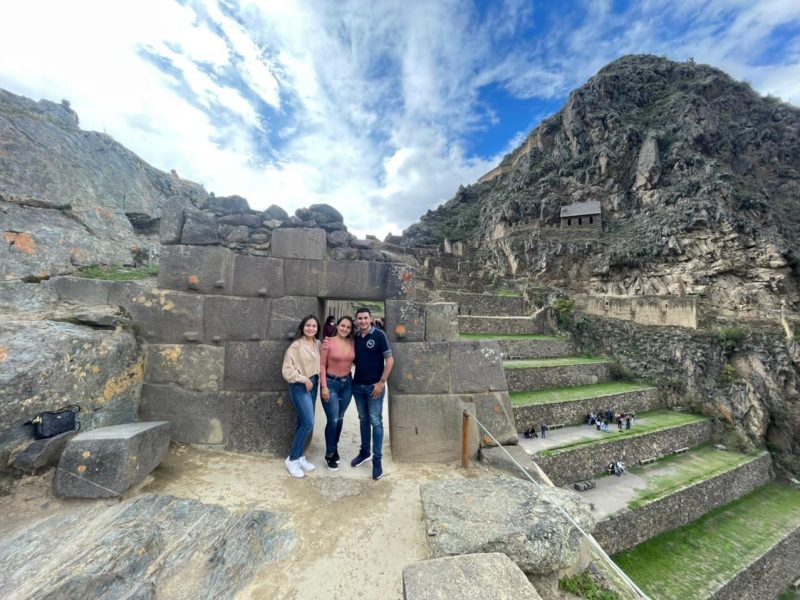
left=493, top=288, right=521, bottom=297
left=536, top=410, right=707, bottom=457
left=628, top=447, right=765, bottom=509
left=459, top=333, right=564, bottom=341
left=504, top=357, right=608, bottom=368
left=510, top=382, right=653, bottom=407
left=559, top=571, right=619, bottom=600
left=77, top=264, right=158, bottom=280
left=614, top=483, right=800, bottom=600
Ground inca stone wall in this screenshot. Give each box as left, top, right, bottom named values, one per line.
left=575, top=295, right=698, bottom=329
left=595, top=452, right=772, bottom=555
left=534, top=419, right=722, bottom=485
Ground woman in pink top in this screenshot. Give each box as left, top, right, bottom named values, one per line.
left=319, top=316, right=355, bottom=470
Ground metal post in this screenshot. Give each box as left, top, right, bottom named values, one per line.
left=461, top=409, right=470, bottom=468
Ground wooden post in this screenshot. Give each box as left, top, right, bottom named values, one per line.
left=461, top=409, right=470, bottom=468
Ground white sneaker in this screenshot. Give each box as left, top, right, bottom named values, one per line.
left=285, top=457, right=304, bottom=478
left=298, top=456, right=316, bottom=472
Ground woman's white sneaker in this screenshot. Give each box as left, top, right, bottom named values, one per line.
left=298, top=456, right=316, bottom=472
left=285, top=457, right=305, bottom=478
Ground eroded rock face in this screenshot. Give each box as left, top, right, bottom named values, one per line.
left=0, top=89, right=207, bottom=282
left=0, top=493, right=294, bottom=599
left=420, top=476, right=595, bottom=576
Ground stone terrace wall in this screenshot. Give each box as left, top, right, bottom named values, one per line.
left=534, top=419, right=722, bottom=485
left=506, top=363, right=612, bottom=392
left=439, top=290, right=527, bottom=316
left=711, top=524, right=800, bottom=600
left=575, top=294, right=697, bottom=329
left=514, top=388, right=660, bottom=431
left=595, top=452, right=772, bottom=555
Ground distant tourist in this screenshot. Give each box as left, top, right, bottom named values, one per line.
left=350, top=307, right=394, bottom=480
left=618, top=419, right=623, bottom=431
left=322, top=315, right=337, bottom=338
left=524, top=425, right=538, bottom=439
left=626, top=416, right=632, bottom=430
left=320, top=316, right=355, bottom=471
left=281, top=315, right=321, bottom=478
left=540, top=423, right=548, bottom=439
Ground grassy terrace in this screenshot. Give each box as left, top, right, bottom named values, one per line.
left=510, top=382, right=653, bottom=407
left=536, top=410, right=707, bottom=457
left=615, top=483, right=800, bottom=600
left=504, top=357, right=609, bottom=368
left=627, top=446, right=766, bottom=509
left=459, top=333, right=564, bottom=341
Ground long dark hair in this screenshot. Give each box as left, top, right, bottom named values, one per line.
left=336, top=315, right=355, bottom=338
left=296, top=314, right=321, bottom=339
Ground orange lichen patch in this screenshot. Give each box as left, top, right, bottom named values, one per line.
left=188, top=275, right=200, bottom=286
left=159, top=346, right=182, bottom=364
left=715, top=402, right=735, bottom=424
left=77, top=465, right=87, bottom=474
left=102, top=359, right=145, bottom=402
left=96, top=207, right=114, bottom=220
left=0, top=347, right=7, bottom=363
left=4, top=232, right=36, bottom=254
left=394, top=324, right=407, bottom=336
left=483, top=435, right=492, bottom=445
left=405, top=373, right=414, bottom=381
left=82, top=451, right=91, bottom=459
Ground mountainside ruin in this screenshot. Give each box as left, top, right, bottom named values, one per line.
left=402, top=55, right=800, bottom=320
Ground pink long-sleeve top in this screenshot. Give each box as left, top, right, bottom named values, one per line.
left=320, top=336, right=355, bottom=384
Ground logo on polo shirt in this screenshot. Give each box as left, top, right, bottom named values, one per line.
left=366, top=339, right=375, bottom=349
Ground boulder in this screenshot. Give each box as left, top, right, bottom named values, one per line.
left=207, top=195, right=250, bottom=214
left=263, top=204, right=289, bottom=220
left=420, top=476, right=595, bottom=576
left=403, top=553, right=542, bottom=600
left=181, top=207, right=219, bottom=245
left=54, top=421, right=171, bottom=498
left=9, top=430, right=77, bottom=474
left=326, top=230, right=353, bottom=248
left=308, top=203, right=343, bottom=223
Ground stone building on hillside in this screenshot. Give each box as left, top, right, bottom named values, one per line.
left=560, top=201, right=602, bottom=229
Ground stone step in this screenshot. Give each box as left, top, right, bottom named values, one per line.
left=460, top=334, right=575, bottom=360
left=583, top=447, right=772, bottom=555
left=511, top=382, right=659, bottom=431
left=440, top=290, right=527, bottom=316
left=459, top=315, right=550, bottom=336
left=504, top=358, right=612, bottom=392
left=523, top=410, right=721, bottom=486
left=613, top=482, right=800, bottom=600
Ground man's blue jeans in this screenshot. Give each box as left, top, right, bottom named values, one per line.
left=288, top=375, right=318, bottom=460
left=322, top=375, right=352, bottom=457
left=353, top=383, right=384, bottom=460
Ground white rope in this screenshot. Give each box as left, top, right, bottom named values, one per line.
left=464, top=408, right=651, bottom=600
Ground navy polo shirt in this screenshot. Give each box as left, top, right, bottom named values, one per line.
left=354, top=326, right=392, bottom=385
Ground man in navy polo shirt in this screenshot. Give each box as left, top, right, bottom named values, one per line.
left=350, top=306, right=394, bottom=480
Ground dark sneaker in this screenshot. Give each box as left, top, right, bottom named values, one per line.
left=325, top=455, right=339, bottom=471
left=372, top=458, right=383, bottom=480
left=351, top=451, right=372, bottom=468
left=332, top=449, right=340, bottom=464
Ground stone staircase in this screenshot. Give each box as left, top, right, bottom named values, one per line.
left=454, top=290, right=800, bottom=599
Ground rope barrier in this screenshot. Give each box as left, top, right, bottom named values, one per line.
left=463, top=407, right=651, bottom=600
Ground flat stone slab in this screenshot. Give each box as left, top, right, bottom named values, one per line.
left=10, top=430, right=77, bottom=474
left=403, top=553, right=542, bottom=600
left=54, top=422, right=170, bottom=498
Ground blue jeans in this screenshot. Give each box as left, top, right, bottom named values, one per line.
left=322, top=375, right=352, bottom=457
left=288, top=375, right=318, bottom=460
left=353, top=383, right=384, bottom=460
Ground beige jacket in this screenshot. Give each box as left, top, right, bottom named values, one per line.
left=281, top=338, right=321, bottom=384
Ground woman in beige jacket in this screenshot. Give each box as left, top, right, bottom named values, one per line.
left=281, top=314, right=321, bottom=478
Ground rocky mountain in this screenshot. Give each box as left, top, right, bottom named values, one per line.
left=402, top=55, right=800, bottom=319
left=0, top=89, right=207, bottom=282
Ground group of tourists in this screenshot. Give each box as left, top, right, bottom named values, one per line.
left=587, top=409, right=635, bottom=432
left=281, top=307, right=393, bottom=481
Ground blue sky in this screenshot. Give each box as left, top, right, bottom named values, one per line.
left=1, top=1, right=799, bottom=238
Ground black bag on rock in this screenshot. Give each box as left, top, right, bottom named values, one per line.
left=26, top=405, right=81, bottom=439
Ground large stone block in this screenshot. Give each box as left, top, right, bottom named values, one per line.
left=203, top=295, right=270, bottom=342
left=271, top=228, right=327, bottom=260
left=54, top=422, right=171, bottom=498
left=223, top=340, right=290, bottom=391
left=282, top=259, right=324, bottom=297
left=224, top=391, right=295, bottom=455
left=139, top=384, right=229, bottom=445
left=473, top=391, right=518, bottom=446
left=385, top=300, right=425, bottom=342
left=157, top=245, right=234, bottom=294
left=322, top=260, right=395, bottom=300
left=384, top=263, right=417, bottom=299
left=449, top=341, right=507, bottom=393
left=49, top=277, right=114, bottom=304
left=389, top=394, right=479, bottom=463
left=9, top=431, right=78, bottom=474
left=231, top=255, right=284, bottom=297
left=111, top=284, right=204, bottom=343
left=158, top=200, right=185, bottom=245
left=181, top=207, right=219, bottom=245
left=144, top=344, right=224, bottom=391
left=403, top=553, right=542, bottom=600
left=390, top=343, right=452, bottom=394
left=267, top=296, right=322, bottom=340
left=424, top=302, right=459, bottom=341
